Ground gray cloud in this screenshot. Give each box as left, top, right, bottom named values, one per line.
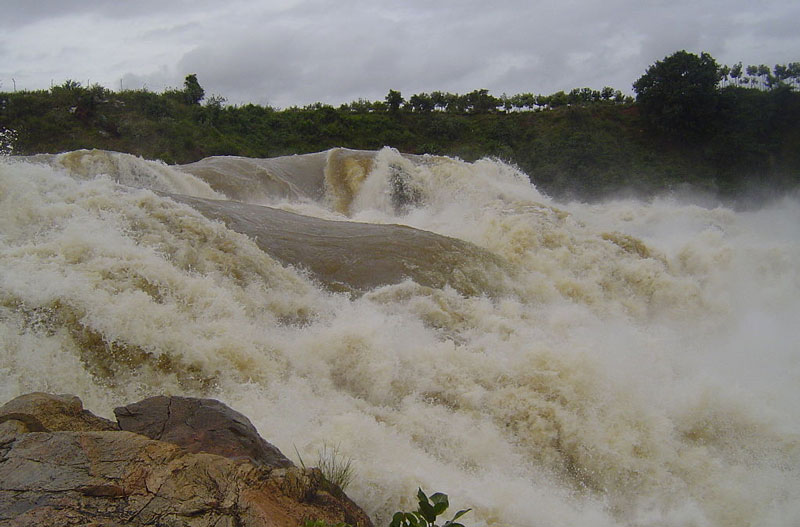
left=0, top=0, right=226, bottom=28
left=1, top=0, right=797, bottom=106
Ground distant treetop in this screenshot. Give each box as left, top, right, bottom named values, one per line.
left=183, top=74, right=205, bottom=105
left=633, top=50, right=722, bottom=138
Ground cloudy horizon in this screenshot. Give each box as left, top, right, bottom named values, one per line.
left=2, top=0, right=798, bottom=108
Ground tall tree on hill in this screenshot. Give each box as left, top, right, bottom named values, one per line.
left=633, top=50, right=722, bottom=138
left=385, top=90, right=404, bottom=113
left=183, top=74, right=205, bottom=105
left=757, top=65, right=772, bottom=89
left=730, top=62, right=743, bottom=86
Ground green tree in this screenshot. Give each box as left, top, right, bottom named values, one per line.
left=444, top=92, right=466, bottom=113
left=500, top=93, right=513, bottom=112
left=633, top=50, right=722, bottom=137
left=408, top=93, right=434, bottom=112
left=386, top=89, right=404, bottom=113
left=773, top=64, right=789, bottom=86
left=509, top=93, right=528, bottom=110
left=183, top=74, right=205, bottom=105
left=549, top=91, right=568, bottom=108
left=757, top=65, right=771, bottom=89
left=202, top=94, right=226, bottom=125
left=789, top=62, right=800, bottom=89
left=729, top=62, right=743, bottom=86
left=430, top=91, right=448, bottom=111
left=464, top=89, right=498, bottom=113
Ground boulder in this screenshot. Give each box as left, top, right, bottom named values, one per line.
left=0, top=392, right=117, bottom=433
left=0, top=393, right=372, bottom=527
left=114, top=395, right=293, bottom=468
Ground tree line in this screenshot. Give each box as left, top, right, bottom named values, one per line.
left=1, top=51, right=798, bottom=200
left=718, top=62, right=800, bottom=90
left=333, top=86, right=633, bottom=114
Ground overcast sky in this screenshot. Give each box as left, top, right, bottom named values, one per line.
left=1, top=0, right=798, bottom=108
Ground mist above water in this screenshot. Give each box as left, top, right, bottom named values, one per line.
left=1, top=148, right=798, bottom=526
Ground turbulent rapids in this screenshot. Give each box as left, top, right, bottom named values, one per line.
left=1, top=148, right=799, bottom=526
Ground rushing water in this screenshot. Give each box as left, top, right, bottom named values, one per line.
left=1, top=148, right=798, bottom=527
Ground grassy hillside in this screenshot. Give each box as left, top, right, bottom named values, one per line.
left=2, top=82, right=798, bottom=200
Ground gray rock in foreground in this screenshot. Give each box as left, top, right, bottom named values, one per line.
left=114, top=395, right=294, bottom=469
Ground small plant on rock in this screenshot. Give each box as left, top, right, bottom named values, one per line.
left=303, top=520, right=352, bottom=527
left=390, top=488, right=471, bottom=527
left=294, top=442, right=355, bottom=492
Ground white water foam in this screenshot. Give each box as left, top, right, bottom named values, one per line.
left=1, top=151, right=798, bottom=526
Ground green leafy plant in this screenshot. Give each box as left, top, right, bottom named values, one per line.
left=390, top=489, right=471, bottom=527
left=303, top=520, right=352, bottom=527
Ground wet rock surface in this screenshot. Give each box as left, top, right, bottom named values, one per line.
left=0, top=393, right=372, bottom=527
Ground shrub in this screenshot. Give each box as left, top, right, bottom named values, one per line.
left=316, top=443, right=355, bottom=492
left=295, top=443, right=356, bottom=492
left=390, top=489, right=470, bottom=527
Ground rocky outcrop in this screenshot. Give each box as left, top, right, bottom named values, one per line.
left=114, top=395, right=294, bottom=469
left=0, top=392, right=117, bottom=433
left=0, top=393, right=372, bottom=527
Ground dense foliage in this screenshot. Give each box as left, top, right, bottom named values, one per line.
left=633, top=51, right=722, bottom=138
left=1, top=61, right=798, bottom=200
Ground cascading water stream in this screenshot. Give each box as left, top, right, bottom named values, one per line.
left=1, top=148, right=798, bottom=526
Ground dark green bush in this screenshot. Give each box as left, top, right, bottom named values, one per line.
left=389, top=489, right=470, bottom=527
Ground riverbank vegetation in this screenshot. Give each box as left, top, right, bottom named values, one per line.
left=1, top=52, right=798, bottom=200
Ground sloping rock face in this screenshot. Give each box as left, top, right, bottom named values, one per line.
left=114, top=395, right=294, bottom=468
left=0, top=393, right=372, bottom=527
